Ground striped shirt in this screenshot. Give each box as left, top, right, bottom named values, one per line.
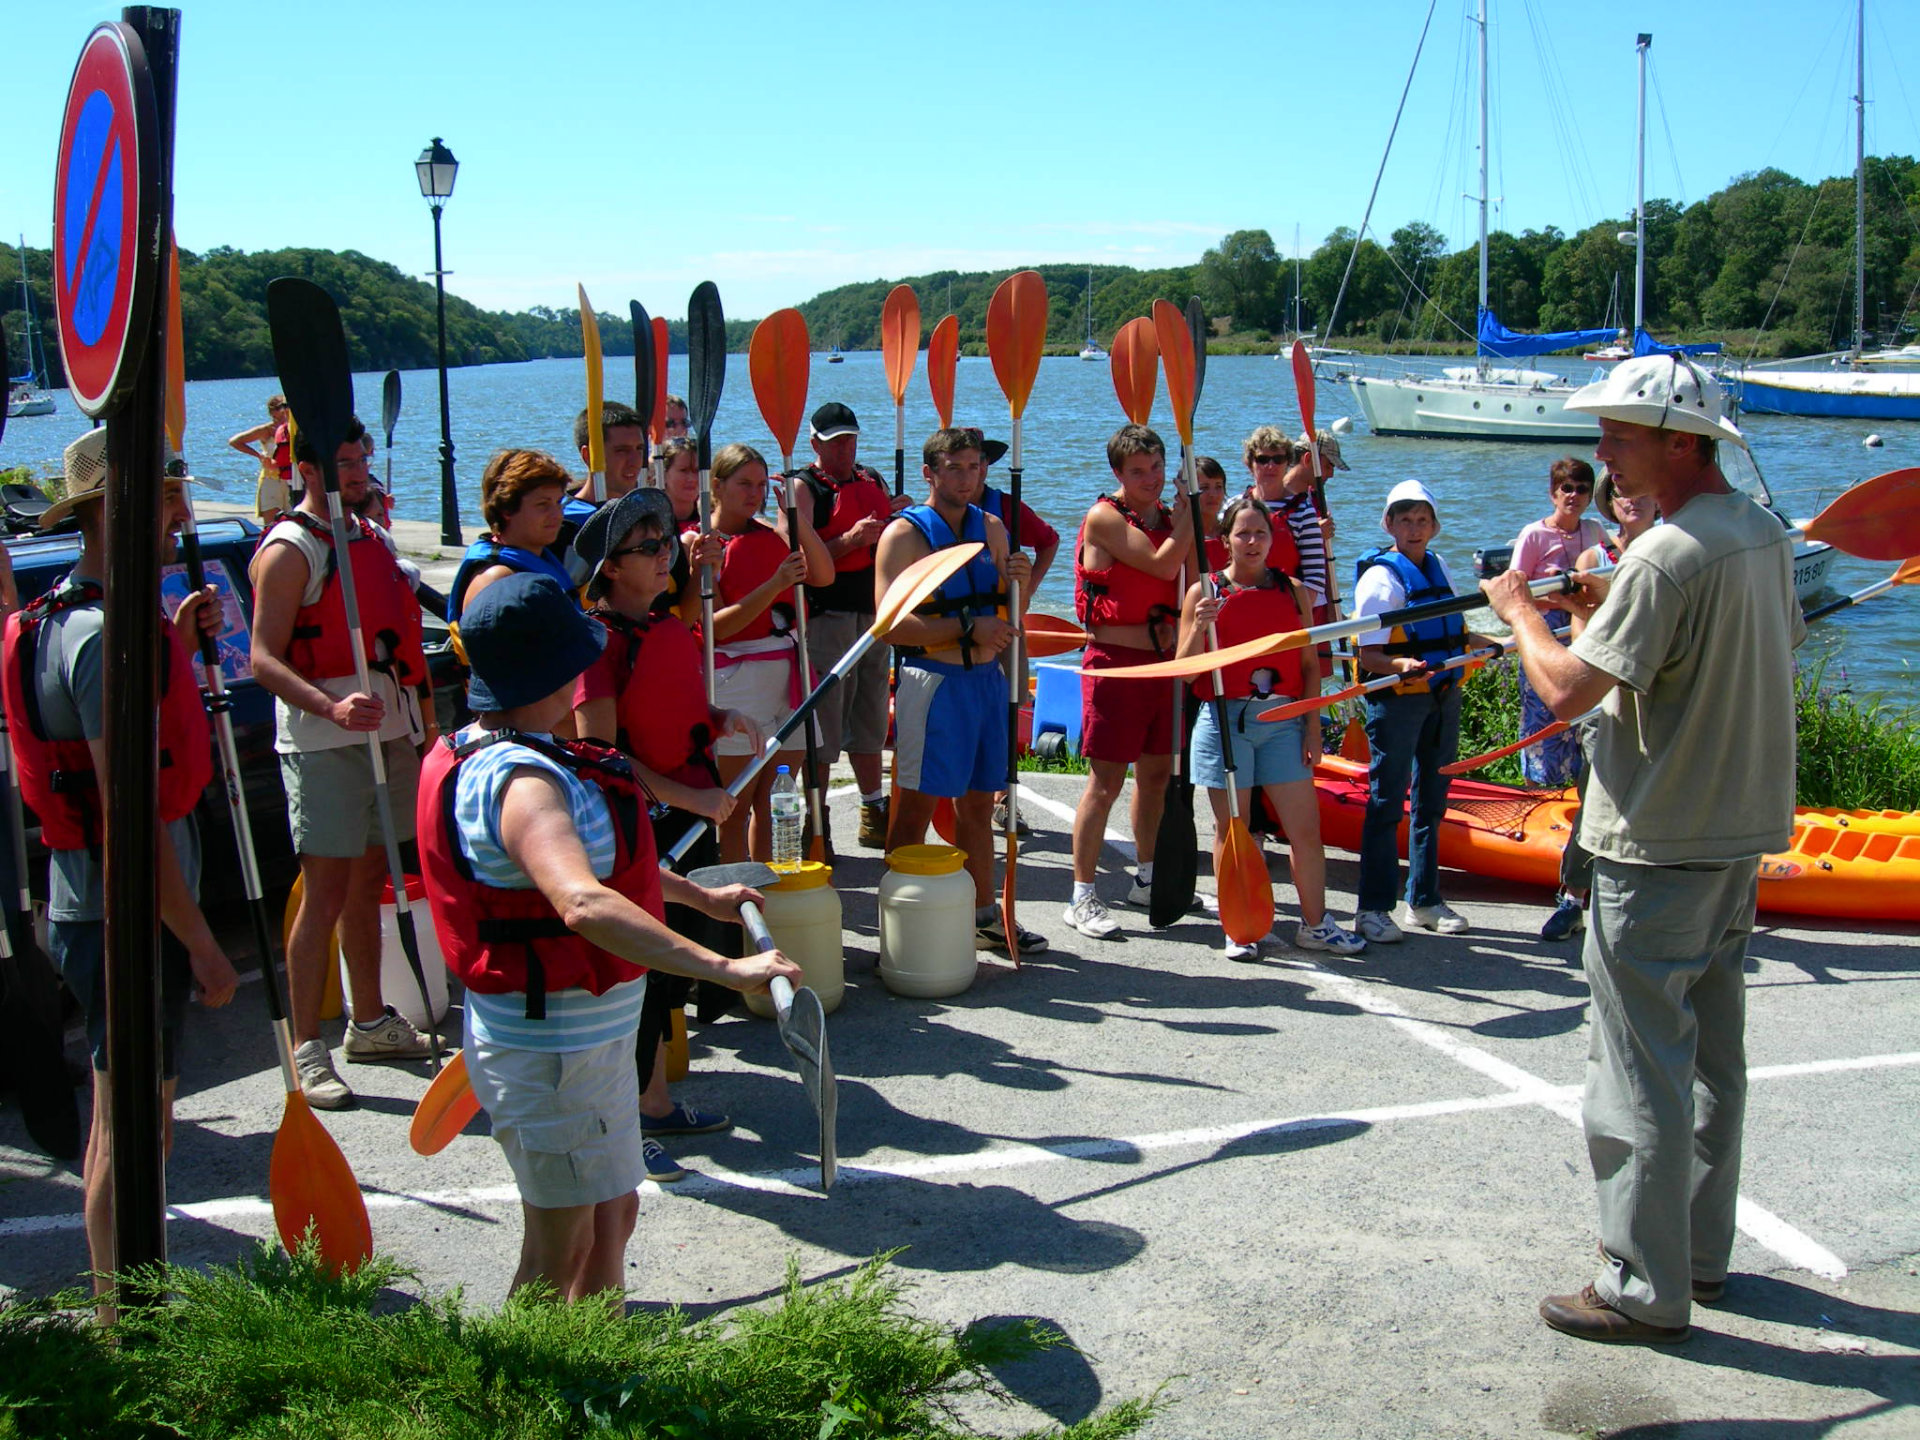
left=451, top=726, right=645, bottom=1052
left=1273, top=493, right=1329, bottom=603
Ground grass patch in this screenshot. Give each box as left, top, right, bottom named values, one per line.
left=1794, top=659, right=1920, bottom=810
left=0, top=1243, right=1161, bottom=1439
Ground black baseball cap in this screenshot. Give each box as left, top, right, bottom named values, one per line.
left=810, top=402, right=860, bottom=441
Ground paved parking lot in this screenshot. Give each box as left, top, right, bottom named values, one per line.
left=2, top=770, right=1915, bottom=1437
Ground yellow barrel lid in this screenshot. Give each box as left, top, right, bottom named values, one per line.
left=769, top=860, right=832, bottom=891
left=886, top=843, right=967, bottom=876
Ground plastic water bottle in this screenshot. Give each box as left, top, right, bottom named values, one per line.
left=770, top=766, right=804, bottom=871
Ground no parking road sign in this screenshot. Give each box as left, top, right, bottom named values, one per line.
left=53, top=23, right=162, bottom=420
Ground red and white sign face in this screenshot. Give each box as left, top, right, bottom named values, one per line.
left=52, top=24, right=156, bottom=419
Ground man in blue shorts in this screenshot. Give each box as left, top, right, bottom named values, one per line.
left=872, top=428, right=1045, bottom=955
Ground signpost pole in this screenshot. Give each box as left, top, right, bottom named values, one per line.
left=93, top=7, right=175, bottom=1302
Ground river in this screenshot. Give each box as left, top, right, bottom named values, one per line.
left=3, top=351, right=1913, bottom=706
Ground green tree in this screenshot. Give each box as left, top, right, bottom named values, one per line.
left=1200, top=230, right=1284, bottom=330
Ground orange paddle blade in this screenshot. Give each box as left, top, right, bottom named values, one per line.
left=578, top=285, right=605, bottom=474
left=1441, top=720, right=1572, bottom=776
left=932, top=796, right=958, bottom=845
left=1024, top=612, right=1089, bottom=657
left=650, top=317, right=671, bottom=445
left=882, top=285, right=921, bottom=403
left=1340, top=717, right=1369, bottom=762
left=409, top=1048, right=482, bottom=1156
left=927, top=315, right=959, bottom=426
left=1216, top=821, right=1274, bottom=946
left=1110, top=317, right=1159, bottom=424
left=1152, top=299, right=1197, bottom=446
left=1258, top=683, right=1365, bottom=723
left=1000, top=824, right=1020, bottom=970
left=1896, top=556, right=1920, bottom=583
left=1291, top=340, right=1317, bottom=432
left=749, top=308, right=811, bottom=460
left=1077, top=628, right=1297, bottom=681
left=1802, top=468, right=1920, bottom=561
left=164, top=235, right=185, bottom=454
left=986, top=270, right=1048, bottom=419
left=272, top=1092, right=373, bottom=1275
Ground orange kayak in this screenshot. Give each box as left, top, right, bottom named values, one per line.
left=1311, top=757, right=1920, bottom=924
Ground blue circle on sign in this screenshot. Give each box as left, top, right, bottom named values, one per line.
left=61, top=89, right=124, bottom=350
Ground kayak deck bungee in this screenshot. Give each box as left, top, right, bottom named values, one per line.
left=1306, top=757, right=1920, bottom=924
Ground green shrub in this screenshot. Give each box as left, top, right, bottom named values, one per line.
left=1794, top=659, right=1920, bottom=810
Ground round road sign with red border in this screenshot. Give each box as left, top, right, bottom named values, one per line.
left=53, top=23, right=160, bottom=419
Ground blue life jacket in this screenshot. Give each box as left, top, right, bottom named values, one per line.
left=897, top=503, right=1005, bottom=666
left=1354, top=545, right=1465, bottom=689
left=450, top=539, right=577, bottom=623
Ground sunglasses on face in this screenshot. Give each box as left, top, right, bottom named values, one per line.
left=610, top=537, right=669, bottom=559
left=1251, top=454, right=1288, bottom=466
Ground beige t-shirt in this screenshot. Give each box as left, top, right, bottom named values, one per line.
left=1568, top=488, right=1804, bottom=865
left=262, top=518, right=422, bottom=754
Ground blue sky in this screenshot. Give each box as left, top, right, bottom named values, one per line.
left=7, top=0, right=1918, bottom=321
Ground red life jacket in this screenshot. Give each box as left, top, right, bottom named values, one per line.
left=1203, top=534, right=1230, bottom=572
left=271, top=511, right=428, bottom=686
left=1074, top=494, right=1180, bottom=648
left=418, top=729, right=662, bottom=1020
left=1191, top=570, right=1306, bottom=702
left=592, top=609, right=722, bottom=788
left=1, top=581, right=213, bottom=851
left=711, top=520, right=794, bottom=643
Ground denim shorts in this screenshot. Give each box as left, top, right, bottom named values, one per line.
left=52, top=920, right=190, bottom=1078
left=1190, top=699, right=1312, bottom=789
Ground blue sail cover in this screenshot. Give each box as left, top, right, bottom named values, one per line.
left=1477, top=308, right=1616, bottom=359
left=1632, top=328, right=1722, bottom=358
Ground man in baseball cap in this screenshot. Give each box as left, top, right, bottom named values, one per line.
left=1482, top=354, right=1798, bottom=1344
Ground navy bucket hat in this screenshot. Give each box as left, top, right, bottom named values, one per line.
left=461, top=573, right=606, bottom=712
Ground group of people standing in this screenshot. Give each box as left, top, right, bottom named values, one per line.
left=19, top=350, right=1798, bottom=1343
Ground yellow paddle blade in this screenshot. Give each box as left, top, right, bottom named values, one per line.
left=165, top=234, right=185, bottom=455
left=875, top=542, right=986, bottom=636
left=409, top=1048, right=481, bottom=1156
left=272, top=1092, right=373, bottom=1274
left=578, top=284, right=605, bottom=475
left=1074, top=629, right=1302, bottom=681
left=1216, top=820, right=1274, bottom=946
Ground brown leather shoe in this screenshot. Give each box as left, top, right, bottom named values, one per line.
left=1596, top=1243, right=1725, bottom=1306
left=1540, top=1285, right=1690, bottom=1344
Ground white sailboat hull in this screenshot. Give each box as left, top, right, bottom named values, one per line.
left=1348, top=372, right=1598, bottom=442
left=7, top=389, right=54, bottom=419
left=1792, top=541, right=1837, bottom=602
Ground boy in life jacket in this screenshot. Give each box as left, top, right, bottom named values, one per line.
left=417, top=573, right=799, bottom=1302
left=1064, top=424, right=1192, bottom=939
left=250, top=415, right=436, bottom=1110
left=449, top=449, right=575, bottom=624
left=1350, top=480, right=1498, bottom=944
left=874, top=426, right=1045, bottom=955
left=0, top=429, right=239, bottom=1319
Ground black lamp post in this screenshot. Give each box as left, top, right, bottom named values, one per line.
left=416, top=137, right=461, bottom=545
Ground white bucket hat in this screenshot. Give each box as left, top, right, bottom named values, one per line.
left=1379, top=479, right=1441, bottom=539
left=1565, top=354, right=1748, bottom=450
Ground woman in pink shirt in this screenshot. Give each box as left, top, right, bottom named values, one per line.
left=1507, top=458, right=1608, bottom=786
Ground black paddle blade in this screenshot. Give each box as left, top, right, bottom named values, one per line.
left=1186, top=296, right=1208, bottom=409
left=687, top=281, right=726, bottom=471
left=266, top=278, right=354, bottom=472
left=1149, top=776, right=1199, bottom=927
left=381, top=368, right=401, bottom=441
left=629, top=300, right=655, bottom=435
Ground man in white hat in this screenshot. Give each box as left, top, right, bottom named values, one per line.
left=1481, top=354, right=1804, bottom=1344
left=0, top=431, right=239, bottom=1318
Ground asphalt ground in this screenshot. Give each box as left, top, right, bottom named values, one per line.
left=1, top=764, right=1915, bottom=1438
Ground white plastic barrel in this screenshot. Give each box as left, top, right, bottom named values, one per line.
left=746, top=861, right=844, bottom=1017
left=878, top=844, right=978, bottom=998
left=372, top=875, right=450, bottom=1030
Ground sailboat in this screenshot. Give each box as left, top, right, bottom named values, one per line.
left=1732, top=0, right=1920, bottom=419
left=1347, top=0, right=1619, bottom=441
left=1078, top=269, right=1106, bottom=361
left=7, top=237, right=55, bottom=419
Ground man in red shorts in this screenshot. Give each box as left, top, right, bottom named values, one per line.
left=1065, top=425, right=1192, bottom=938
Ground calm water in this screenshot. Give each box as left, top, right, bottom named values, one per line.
left=4, top=351, right=1914, bottom=703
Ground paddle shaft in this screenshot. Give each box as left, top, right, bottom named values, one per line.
left=1004, top=421, right=1025, bottom=846
left=1202, top=574, right=1243, bottom=821
left=698, top=480, right=716, bottom=702
left=315, top=468, right=441, bottom=1071
left=779, top=462, right=828, bottom=853
left=894, top=402, right=906, bottom=498
left=1443, top=703, right=1601, bottom=776
left=1259, top=627, right=1561, bottom=723
left=1803, top=570, right=1911, bottom=623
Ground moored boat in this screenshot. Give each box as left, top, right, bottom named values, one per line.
left=1308, top=756, right=1920, bottom=923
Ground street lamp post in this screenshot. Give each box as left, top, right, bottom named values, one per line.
left=416, top=137, right=461, bottom=546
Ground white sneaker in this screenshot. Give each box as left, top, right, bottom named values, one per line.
left=1295, top=919, right=1367, bottom=955
left=1124, top=877, right=1154, bottom=907
left=1355, top=910, right=1404, bottom=944
left=294, top=1039, right=352, bottom=1110
left=342, top=1005, right=437, bottom=1063
left=1395, top=901, right=1470, bottom=935
left=1223, top=938, right=1262, bottom=962
left=1062, top=893, right=1121, bottom=939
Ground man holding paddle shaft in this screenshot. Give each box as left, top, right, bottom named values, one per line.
left=251, top=417, right=438, bottom=1109
left=1482, top=356, right=1804, bottom=1345
left=1065, top=424, right=1192, bottom=938
left=0, top=431, right=240, bottom=1312
left=875, top=428, right=1046, bottom=955
left=791, top=404, right=898, bottom=848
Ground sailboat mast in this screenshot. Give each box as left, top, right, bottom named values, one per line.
left=1634, top=35, right=1649, bottom=336
left=1475, top=0, right=1489, bottom=322
left=1853, top=0, right=1866, bottom=357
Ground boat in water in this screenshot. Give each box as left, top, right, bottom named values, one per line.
left=7, top=236, right=55, bottom=419
left=1078, top=269, right=1106, bottom=362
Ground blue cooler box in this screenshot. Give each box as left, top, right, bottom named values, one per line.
left=1031, top=660, right=1083, bottom=751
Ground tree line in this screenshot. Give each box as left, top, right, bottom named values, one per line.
left=6, top=154, right=1916, bottom=383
